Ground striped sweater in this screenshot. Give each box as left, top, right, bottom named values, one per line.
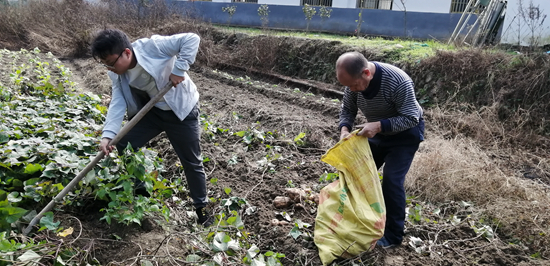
left=339, top=62, right=423, bottom=134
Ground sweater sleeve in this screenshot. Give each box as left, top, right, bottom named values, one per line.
left=339, top=87, right=358, bottom=131
left=385, top=79, right=422, bottom=132
left=152, top=33, right=200, bottom=77
left=101, top=72, right=126, bottom=139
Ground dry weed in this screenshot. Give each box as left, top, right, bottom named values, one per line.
left=0, top=0, right=178, bottom=57
left=407, top=120, right=550, bottom=257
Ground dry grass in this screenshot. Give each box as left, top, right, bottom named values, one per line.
left=413, top=49, right=550, bottom=141
left=407, top=133, right=548, bottom=204
left=407, top=107, right=550, bottom=257
left=0, top=0, right=177, bottom=57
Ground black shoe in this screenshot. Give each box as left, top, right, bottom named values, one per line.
left=196, top=207, right=213, bottom=227
left=376, top=236, right=398, bottom=249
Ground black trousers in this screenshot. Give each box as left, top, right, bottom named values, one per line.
left=370, top=119, right=424, bottom=245
left=117, top=104, right=207, bottom=208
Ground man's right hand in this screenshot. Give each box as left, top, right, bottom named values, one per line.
left=340, top=127, right=351, bottom=141
left=100, top=138, right=114, bottom=155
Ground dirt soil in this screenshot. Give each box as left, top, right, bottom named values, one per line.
left=33, top=55, right=545, bottom=266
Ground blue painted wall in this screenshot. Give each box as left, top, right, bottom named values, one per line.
left=165, top=1, right=478, bottom=40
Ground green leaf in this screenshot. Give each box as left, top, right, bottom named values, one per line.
left=2, top=205, right=27, bottom=223
left=267, top=256, right=279, bottom=266
left=246, top=244, right=260, bottom=260
left=264, top=251, right=274, bottom=257
left=224, top=187, right=232, bottom=195
left=234, top=215, right=245, bottom=230
left=210, top=178, right=218, bottom=185
left=251, top=255, right=267, bottom=266
left=17, top=250, right=41, bottom=264
left=39, top=211, right=60, bottom=231
left=234, top=131, right=247, bottom=137
left=153, top=180, right=168, bottom=191
left=289, top=225, right=302, bottom=239
left=0, top=132, right=9, bottom=144
left=186, top=254, right=201, bottom=262
left=122, top=181, right=132, bottom=192
left=23, top=163, right=43, bottom=174
left=83, top=170, right=96, bottom=184
left=141, top=260, right=153, bottom=266
left=96, top=189, right=106, bottom=199
left=56, top=256, right=66, bottom=265
left=7, top=192, right=22, bottom=203
left=293, top=132, right=306, bottom=142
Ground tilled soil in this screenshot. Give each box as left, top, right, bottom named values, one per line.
left=35, top=57, right=550, bottom=266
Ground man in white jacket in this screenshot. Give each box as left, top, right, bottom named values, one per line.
left=91, top=29, right=212, bottom=226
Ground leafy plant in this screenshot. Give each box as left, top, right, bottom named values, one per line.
left=407, top=203, right=423, bottom=224
left=234, top=125, right=272, bottom=146
left=258, top=4, right=270, bottom=28
left=222, top=5, right=237, bottom=25
left=319, top=6, right=332, bottom=23
left=288, top=219, right=312, bottom=240
left=97, top=146, right=172, bottom=225
left=355, top=1, right=365, bottom=37
left=286, top=180, right=296, bottom=188
left=195, top=196, right=284, bottom=265
left=0, top=48, right=175, bottom=233
left=319, top=172, right=339, bottom=183
left=302, top=4, right=316, bottom=32
left=293, top=132, right=306, bottom=146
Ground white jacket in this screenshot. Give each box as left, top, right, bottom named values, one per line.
left=102, top=33, right=200, bottom=139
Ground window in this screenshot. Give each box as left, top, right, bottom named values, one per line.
left=356, top=0, right=392, bottom=10
left=301, top=0, right=332, bottom=7
left=232, top=0, right=258, bottom=3
left=450, top=0, right=470, bottom=13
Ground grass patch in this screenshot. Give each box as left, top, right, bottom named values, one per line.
left=214, top=25, right=455, bottom=63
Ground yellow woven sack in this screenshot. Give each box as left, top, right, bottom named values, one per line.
left=314, top=131, right=386, bottom=265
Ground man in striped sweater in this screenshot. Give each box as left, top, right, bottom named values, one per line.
left=336, top=52, right=424, bottom=248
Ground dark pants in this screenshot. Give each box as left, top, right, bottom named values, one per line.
left=369, top=119, right=424, bottom=245
left=117, top=104, right=207, bottom=208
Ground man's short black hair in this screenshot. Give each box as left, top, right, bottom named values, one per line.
left=91, top=29, right=133, bottom=61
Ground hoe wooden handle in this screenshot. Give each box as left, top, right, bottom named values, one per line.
left=23, top=82, right=175, bottom=236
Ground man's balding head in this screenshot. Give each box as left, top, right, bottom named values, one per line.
left=336, top=52, right=368, bottom=79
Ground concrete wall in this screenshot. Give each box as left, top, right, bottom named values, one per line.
left=183, top=0, right=454, bottom=11
left=332, top=0, right=356, bottom=8
left=500, top=0, right=550, bottom=46
left=258, top=0, right=300, bottom=5
left=402, top=0, right=451, bottom=14
left=167, top=0, right=477, bottom=40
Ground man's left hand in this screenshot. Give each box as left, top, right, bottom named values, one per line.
left=169, top=74, right=185, bottom=87
left=356, top=122, right=381, bottom=138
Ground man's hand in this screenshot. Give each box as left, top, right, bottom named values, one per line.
left=340, top=127, right=351, bottom=141
left=356, top=122, right=382, bottom=138
left=100, top=138, right=114, bottom=155
left=169, top=73, right=185, bottom=87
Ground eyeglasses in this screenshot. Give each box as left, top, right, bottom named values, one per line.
left=100, top=50, right=124, bottom=69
